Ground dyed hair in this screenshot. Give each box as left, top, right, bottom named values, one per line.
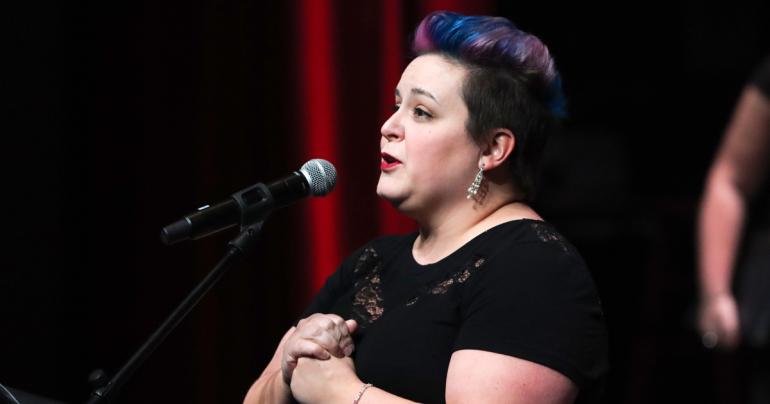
left=413, top=11, right=565, bottom=200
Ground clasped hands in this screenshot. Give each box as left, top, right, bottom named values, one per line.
left=282, top=313, right=362, bottom=403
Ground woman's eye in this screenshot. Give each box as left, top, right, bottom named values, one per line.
left=414, top=107, right=432, bottom=118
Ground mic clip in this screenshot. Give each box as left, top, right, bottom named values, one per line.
left=232, top=182, right=275, bottom=231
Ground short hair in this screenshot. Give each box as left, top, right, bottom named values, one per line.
left=412, top=11, right=565, bottom=200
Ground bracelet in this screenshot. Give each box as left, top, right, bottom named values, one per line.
left=353, top=383, right=373, bottom=404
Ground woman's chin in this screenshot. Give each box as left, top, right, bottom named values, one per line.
left=377, top=191, right=403, bottom=205
left=376, top=186, right=408, bottom=206
left=378, top=193, right=425, bottom=221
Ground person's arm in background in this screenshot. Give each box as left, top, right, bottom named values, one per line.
left=698, top=85, right=770, bottom=349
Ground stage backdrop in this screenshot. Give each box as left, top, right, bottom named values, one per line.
left=4, top=1, right=768, bottom=403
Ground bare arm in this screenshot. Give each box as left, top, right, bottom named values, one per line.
left=290, top=349, right=576, bottom=404
left=698, top=86, right=770, bottom=348
left=244, top=314, right=357, bottom=404
left=445, top=350, right=577, bottom=404
left=243, top=327, right=294, bottom=404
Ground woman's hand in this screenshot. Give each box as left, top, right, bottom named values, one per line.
left=281, top=313, right=357, bottom=384
left=290, top=356, right=361, bottom=404
left=698, top=293, right=740, bottom=350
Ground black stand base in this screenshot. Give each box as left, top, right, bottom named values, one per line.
left=0, top=384, right=65, bottom=404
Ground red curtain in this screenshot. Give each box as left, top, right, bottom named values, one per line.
left=293, top=0, right=494, bottom=299
left=297, top=0, right=344, bottom=297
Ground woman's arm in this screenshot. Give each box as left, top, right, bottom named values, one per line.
left=244, top=314, right=358, bottom=404
left=288, top=349, right=576, bottom=404
left=290, top=356, right=419, bottom=404
left=243, top=327, right=294, bottom=404
left=698, top=85, right=770, bottom=349
left=446, top=350, right=577, bottom=404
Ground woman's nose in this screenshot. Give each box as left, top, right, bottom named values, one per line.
left=380, top=112, right=403, bottom=142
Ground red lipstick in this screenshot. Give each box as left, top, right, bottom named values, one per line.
left=380, top=152, right=402, bottom=171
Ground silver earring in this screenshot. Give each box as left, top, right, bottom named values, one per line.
left=466, top=164, right=484, bottom=200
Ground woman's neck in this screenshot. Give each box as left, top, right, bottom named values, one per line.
left=411, top=194, right=541, bottom=265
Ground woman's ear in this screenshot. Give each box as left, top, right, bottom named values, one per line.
left=480, top=128, right=515, bottom=170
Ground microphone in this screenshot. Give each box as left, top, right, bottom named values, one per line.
left=161, top=159, right=336, bottom=245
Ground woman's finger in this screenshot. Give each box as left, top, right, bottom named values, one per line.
left=289, top=339, right=332, bottom=361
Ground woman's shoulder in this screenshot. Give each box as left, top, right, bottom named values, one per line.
left=458, top=221, right=608, bottom=386
left=478, top=219, right=581, bottom=258
left=472, top=220, right=595, bottom=293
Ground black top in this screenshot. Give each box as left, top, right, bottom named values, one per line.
left=736, top=56, right=770, bottom=348
left=751, top=55, right=770, bottom=98
left=300, top=219, right=609, bottom=403
left=749, top=56, right=770, bottom=230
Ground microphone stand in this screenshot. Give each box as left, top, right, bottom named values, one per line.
left=86, top=221, right=264, bottom=404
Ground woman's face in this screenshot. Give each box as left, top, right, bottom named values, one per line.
left=377, top=54, right=481, bottom=215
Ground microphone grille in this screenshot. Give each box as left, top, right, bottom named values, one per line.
left=299, top=159, right=337, bottom=196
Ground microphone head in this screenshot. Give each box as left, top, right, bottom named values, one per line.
left=299, top=159, right=337, bottom=196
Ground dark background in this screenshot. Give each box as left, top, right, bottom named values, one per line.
left=4, top=1, right=769, bottom=403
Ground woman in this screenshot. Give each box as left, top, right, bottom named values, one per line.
left=245, top=11, right=608, bottom=404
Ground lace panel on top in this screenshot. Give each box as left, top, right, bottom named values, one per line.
left=352, top=247, right=385, bottom=325
left=406, top=256, right=487, bottom=307
left=531, top=222, right=572, bottom=255
left=352, top=246, right=490, bottom=325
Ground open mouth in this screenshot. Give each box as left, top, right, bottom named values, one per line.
left=381, top=153, right=400, bottom=164
left=380, top=152, right=402, bottom=170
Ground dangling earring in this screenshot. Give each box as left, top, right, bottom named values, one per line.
left=466, top=164, right=485, bottom=200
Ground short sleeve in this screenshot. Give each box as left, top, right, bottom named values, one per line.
left=750, top=55, right=770, bottom=98
left=453, top=241, right=608, bottom=394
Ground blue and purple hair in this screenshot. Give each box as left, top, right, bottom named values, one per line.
left=412, top=11, right=565, bottom=199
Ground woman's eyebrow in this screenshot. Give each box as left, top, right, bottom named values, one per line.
left=394, top=87, right=440, bottom=104
left=411, top=87, right=439, bottom=104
